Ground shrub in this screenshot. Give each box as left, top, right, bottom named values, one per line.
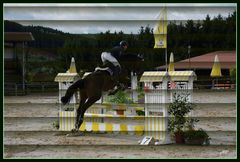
left=184, top=129, right=211, bottom=145
left=108, top=90, right=134, bottom=104
left=168, top=92, right=195, bottom=134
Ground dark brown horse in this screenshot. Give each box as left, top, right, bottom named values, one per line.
left=61, top=54, right=144, bottom=134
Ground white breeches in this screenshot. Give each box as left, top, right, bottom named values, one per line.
left=101, top=52, right=121, bottom=67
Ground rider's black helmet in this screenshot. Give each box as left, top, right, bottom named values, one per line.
left=120, top=41, right=128, bottom=47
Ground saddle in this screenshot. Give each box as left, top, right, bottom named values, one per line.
left=95, top=63, right=125, bottom=91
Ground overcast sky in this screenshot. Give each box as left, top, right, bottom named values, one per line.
left=3, top=3, right=236, bottom=34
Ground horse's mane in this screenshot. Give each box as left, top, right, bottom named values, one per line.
left=119, top=54, right=143, bottom=62
left=118, top=54, right=144, bottom=75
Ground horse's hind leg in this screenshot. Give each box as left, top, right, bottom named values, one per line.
left=61, top=79, right=84, bottom=105
left=75, top=94, right=102, bottom=131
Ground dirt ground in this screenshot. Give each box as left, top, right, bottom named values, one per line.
left=3, top=90, right=237, bottom=159
left=4, top=145, right=236, bottom=159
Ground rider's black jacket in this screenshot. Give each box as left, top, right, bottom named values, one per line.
left=106, top=46, right=125, bottom=60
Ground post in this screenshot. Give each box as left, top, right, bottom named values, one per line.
left=42, top=84, right=44, bottom=94
left=22, top=42, right=25, bottom=93
left=188, top=45, right=191, bottom=70
left=165, top=48, right=168, bottom=72
left=131, top=71, right=138, bottom=103
left=15, top=83, right=17, bottom=96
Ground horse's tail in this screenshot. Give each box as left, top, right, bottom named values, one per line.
left=61, top=79, right=84, bottom=105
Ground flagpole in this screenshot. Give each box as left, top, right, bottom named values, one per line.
left=165, top=48, right=167, bottom=72
left=165, top=5, right=167, bottom=72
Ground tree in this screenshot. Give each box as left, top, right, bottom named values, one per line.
left=202, top=14, right=211, bottom=33
left=5, top=10, right=236, bottom=76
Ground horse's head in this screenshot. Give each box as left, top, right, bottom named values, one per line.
left=119, top=53, right=144, bottom=79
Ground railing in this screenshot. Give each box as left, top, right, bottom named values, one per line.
left=4, top=80, right=236, bottom=96
left=194, top=79, right=236, bottom=90
left=4, top=82, right=58, bottom=96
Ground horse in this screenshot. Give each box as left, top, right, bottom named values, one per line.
left=61, top=54, right=144, bottom=134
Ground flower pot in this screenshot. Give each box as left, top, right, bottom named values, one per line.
left=144, top=86, right=150, bottom=92
left=185, top=138, right=205, bottom=145
left=116, top=110, right=124, bottom=115
left=113, top=104, right=126, bottom=115
left=175, top=131, right=185, bottom=144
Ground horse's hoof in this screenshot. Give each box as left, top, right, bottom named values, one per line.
left=66, top=131, right=83, bottom=137
left=53, top=132, right=67, bottom=136
left=61, top=96, right=69, bottom=105
left=71, top=128, right=78, bottom=133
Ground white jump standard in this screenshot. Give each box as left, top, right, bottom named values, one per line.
left=140, top=71, right=196, bottom=145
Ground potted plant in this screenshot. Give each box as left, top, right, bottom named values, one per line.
left=168, top=92, right=195, bottom=144
left=184, top=128, right=211, bottom=145
left=107, top=90, right=133, bottom=115
left=183, top=115, right=211, bottom=145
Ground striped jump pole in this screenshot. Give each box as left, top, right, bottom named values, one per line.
left=59, top=111, right=144, bottom=136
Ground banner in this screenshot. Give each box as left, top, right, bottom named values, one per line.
left=154, top=7, right=167, bottom=48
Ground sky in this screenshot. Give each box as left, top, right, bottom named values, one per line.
left=3, top=3, right=236, bottom=34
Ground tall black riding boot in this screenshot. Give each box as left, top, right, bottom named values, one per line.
left=112, top=66, right=120, bottom=83
left=112, top=66, right=125, bottom=90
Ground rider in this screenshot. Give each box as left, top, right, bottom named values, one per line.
left=100, top=40, right=128, bottom=87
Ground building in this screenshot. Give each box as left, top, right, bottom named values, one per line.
left=4, top=32, right=35, bottom=95
left=157, top=51, right=236, bottom=88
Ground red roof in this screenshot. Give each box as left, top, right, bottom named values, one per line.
left=4, top=32, right=35, bottom=42
left=158, top=51, right=236, bottom=70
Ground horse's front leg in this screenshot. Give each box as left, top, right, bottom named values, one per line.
left=72, top=95, right=87, bottom=132
left=108, top=82, right=127, bottom=96
left=67, top=100, right=86, bottom=136
left=66, top=110, right=84, bottom=136
left=108, top=87, right=119, bottom=96
left=68, top=92, right=87, bottom=135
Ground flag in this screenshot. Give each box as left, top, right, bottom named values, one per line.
left=169, top=81, right=176, bottom=89
left=210, top=55, right=222, bottom=77
left=168, top=52, right=175, bottom=71
left=154, top=7, right=167, bottom=49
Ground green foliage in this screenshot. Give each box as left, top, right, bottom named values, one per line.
left=168, top=93, right=195, bottom=133
left=52, top=120, right=59, bottom=129
left=230, top=67, right=236, bottom=83
left=168, top=93, right=211, bottom=145
left=137, top=86, right=145, bottom=100
left=184, top=129, right=209, bottom=140
left=185, top=118, right=199, bottom=130
left=107, top=90, right=134, bottom=104
left=136, top=110, right=145, bottom=116
left=184, top=129, right=211, bottom=145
